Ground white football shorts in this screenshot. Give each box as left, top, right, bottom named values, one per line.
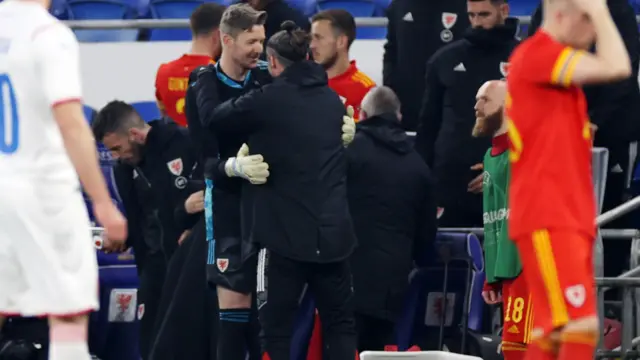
left=0, top=180, right=99, bottom=317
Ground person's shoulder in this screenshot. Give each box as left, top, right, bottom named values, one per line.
left=188, top=64, right=215, bottom=84
left=350, top=69, right=376, bottom=90
left=430, top=39, right=468, bottom=63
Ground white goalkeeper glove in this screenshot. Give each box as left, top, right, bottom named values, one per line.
left=224, top=144, right=270, bottom=185
left=342, top=105, right=356, bottom=147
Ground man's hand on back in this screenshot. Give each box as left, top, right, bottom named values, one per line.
left=225, top=144, right=270, bottom=185
left=342, top=106, right=356, bottom=147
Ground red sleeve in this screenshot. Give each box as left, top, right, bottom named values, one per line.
left=518, top=36, right=586, bottom=87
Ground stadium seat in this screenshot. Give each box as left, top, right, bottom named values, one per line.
left=84, top=104, right=97, bottom=123
left=68, top=0, right=139, bottom=42
left=508, top=0, right=538, bottom=17
left=132, top=101, right=162, bottom=122
left=148, top=0, right=203, bottom=41
left=316, top=0, right=387, bottom=39
left=287, top=0, right=317, bottom=16
left=395, top=232, right=485, bottom=351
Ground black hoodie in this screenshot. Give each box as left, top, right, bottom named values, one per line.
left=414, top=19, right=520, bottom=221
left=208, top=60, right=357, bottom=263
left=346, top=113, right=437, bottom=319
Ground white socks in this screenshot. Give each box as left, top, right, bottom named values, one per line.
left=49, top=341, right=91, bottom=360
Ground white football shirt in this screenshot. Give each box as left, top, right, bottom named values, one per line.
left=0, top=0, right=82, bottom=186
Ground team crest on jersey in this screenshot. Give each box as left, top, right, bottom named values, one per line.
left=441, top=13, right=458, bottom=29
left=217, top=258, right=229, bottom=273
left=167, top=158, right=183, bottom=176
left=500, top=62, right=510, bottom=78
left=482, top=170, right=491, bottom=185
left=565, top=284, right=586, bottom=308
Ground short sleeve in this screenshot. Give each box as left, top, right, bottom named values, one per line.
left=32, top=23, right=82, bottom=107
left=521, top=38, right=586, bottom=87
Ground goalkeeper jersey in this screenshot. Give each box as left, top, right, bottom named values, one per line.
left=483, top=135, right=522, bottom=283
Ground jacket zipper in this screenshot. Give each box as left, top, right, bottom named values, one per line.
left=134, top=166, right=166, bottom=256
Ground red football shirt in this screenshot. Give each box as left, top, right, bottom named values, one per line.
left=327, top=60, right=375, bottom=121
left=155, top=54, right=214, bottom=127
left=506, top=30, right=596, bottom=239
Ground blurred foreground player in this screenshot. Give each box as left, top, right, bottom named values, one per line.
left=473, top=80, right=532, bottom=360
left=0, top=0, right=127, bottom=359
left=506, top=0, right=631, bottom=359
left=155, top=3, right=225, bottom=126
left=310, top=9, right=375, bottom=120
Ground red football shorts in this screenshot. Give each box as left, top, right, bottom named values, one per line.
left=515, top=229, right=596, bottom=338
left=501, top=275, right=534, bottom=345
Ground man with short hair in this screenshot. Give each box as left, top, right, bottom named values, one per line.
left=383, top=0, right=469, bottom=131
left=186, top=4, right=271, bottom=359
left=473, top=80, right=532, bottom=360
left=311, top=9, right=375, bottom=120
left=155, top=3, right=225, bottom=126
left=92, top=100, right=197, bottom=359
left=347, top=86, right=436, bottom=351
left=414, top=0, right=518, bottom=227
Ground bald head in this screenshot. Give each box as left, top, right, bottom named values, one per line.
left=360, top=86, right=401, bottom=121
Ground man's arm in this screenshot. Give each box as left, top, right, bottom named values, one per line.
left=382, top=1, right=397, bottom=88
left=113, top=164, right=145, bottom=250
left=34, top=24, right=111, bottom=206
left=583, top=1, right=639, bottom=129
left=527, top=3, right=631, bottom=86
left=414, top=56, right=444, bottom=167
left=209, top=88, right=265, bottom=133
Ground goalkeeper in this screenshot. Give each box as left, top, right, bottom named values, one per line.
left=473, top=80, right=532, bottom=360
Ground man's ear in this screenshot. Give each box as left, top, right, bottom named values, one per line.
left=129, top=127, right=145, bottom=144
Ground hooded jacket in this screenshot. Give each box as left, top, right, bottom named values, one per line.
left=414, top=19, right=520, bottom=215
left=346, top=113, right=437, bottom=319
left=207, top=60, right=357, bottom=263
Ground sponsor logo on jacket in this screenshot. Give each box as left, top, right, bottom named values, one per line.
left=483, top=208, right=509, bottom=224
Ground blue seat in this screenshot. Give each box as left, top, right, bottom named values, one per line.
left=508, top=0, right=538, bottom=16
left=287, top=0, right=317, bottom=16
left=83, top=104, right=97, bottom=123
left=132, top=101, right=162, bottom=122
left=68, top=0, right=139, bottom=42
left=149, top=0, right=203, bottom=41
left=316, top=0, right=387, bottom=39
left=290, top=288, right=317, bottom=360
left=395, top=232, right=485, bottom=351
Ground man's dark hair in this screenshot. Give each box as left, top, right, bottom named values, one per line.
left=190, top=3, right=226, bottom=36
left=92, top=100, right=144, bottom=142
left=311, top=9, right=356, bottom=48
left=267, top=21, right=310, bottom=67
left=219, top=3, right=267, bottom=38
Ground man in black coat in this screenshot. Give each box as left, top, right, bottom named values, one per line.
left=383, top=0, right=469, bottom=131
left=92, top=101, right=198, bottom=359
left=346, top=86, right=437, bottom=351
left=204, top=23, right=357, bottom=360
left=414, top=0, right=519, bottom=227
